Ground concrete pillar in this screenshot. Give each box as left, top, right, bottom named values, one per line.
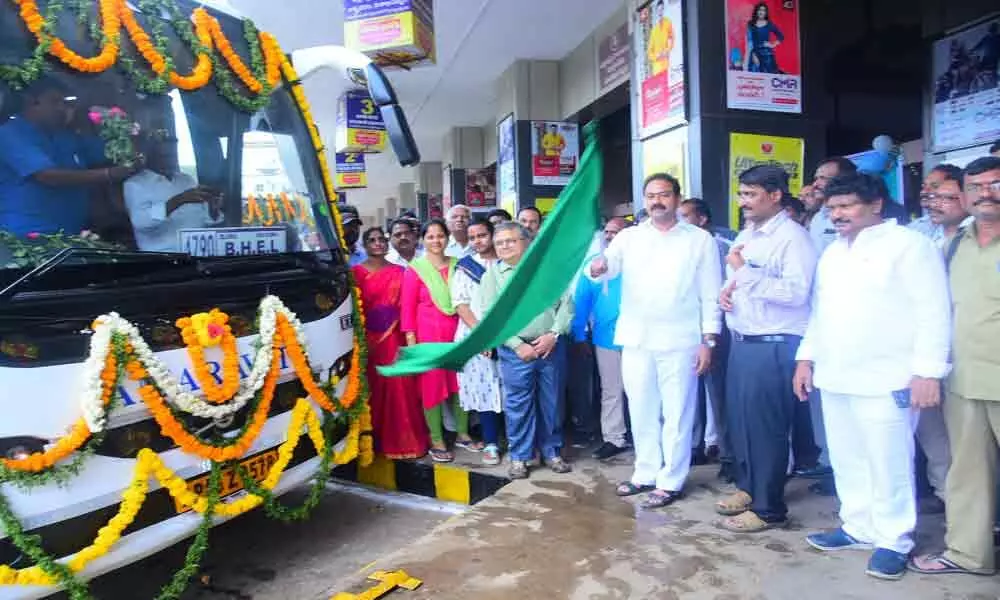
left=441, top=127, right=486, bottom=169
left=415, top=161, right=442, bottom=195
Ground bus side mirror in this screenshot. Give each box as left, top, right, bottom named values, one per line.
left=379, top=104, right=420, bottom=167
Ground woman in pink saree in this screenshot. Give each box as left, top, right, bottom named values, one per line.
left=352, top=227, right=429, bottom=459
left=401, top=219, right=482, bottom=462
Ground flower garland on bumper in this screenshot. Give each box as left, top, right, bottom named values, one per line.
left=0, top=294, right=372, bottom=598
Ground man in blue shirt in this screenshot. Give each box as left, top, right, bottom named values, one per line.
left=572, top=217, right=629, bottom=460
left=0, top=77, right=135, bottom=237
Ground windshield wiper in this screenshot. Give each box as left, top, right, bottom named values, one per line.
left=0, top=248, right=192, bottom=302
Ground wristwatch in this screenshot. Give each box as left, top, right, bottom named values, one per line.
left=703, top=335, right=718, bottom=349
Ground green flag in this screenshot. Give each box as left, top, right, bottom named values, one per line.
left=379, top=122, right=603, bottom=376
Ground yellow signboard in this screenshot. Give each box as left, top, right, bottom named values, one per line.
left=728, top=132, right=805, bottom=230
left=641, top=127, right=688, bottom=194
left=535, top=197, right=557, bottom=217
left=343, top=2, right=435, bottom=69
left=335, top=152, right=368, bottom=189
left=335, top=92, right=388, bottom=153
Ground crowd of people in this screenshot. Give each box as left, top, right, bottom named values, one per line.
left=341, top=140, right=1000, bottom=583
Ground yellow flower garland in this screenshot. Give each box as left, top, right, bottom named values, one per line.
left=0, top=398, right=348, bottom=587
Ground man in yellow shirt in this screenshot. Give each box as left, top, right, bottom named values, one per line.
left=647, top=0, right=674, bottom=76
left=541, top=124, right=565, bottom=158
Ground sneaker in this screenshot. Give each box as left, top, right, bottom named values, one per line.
left=592, top=442, right=628, bottom=460
left=806, top=528, right=874, bottom=552
left=482, top=444, right=501, bottom=466
left=548, top=457, right=572, bottom=474
left=866, top=548, right=909, bottom=580
left=508, top=460, right=529, bottom=479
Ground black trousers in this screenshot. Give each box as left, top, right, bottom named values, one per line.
left=694, top=327, right=732, bottom=462
left=726, top=335, right=800, bottom=522
left=565, top=341, right=599, bottom=439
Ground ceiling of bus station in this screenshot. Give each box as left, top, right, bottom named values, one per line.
left=235, top=0, right=623, bottom=213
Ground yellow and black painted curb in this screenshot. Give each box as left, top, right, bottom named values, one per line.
left=333, top=457, right=510, bottom=505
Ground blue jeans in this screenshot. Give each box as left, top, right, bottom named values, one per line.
left=498, top=340, right=566, bottom=462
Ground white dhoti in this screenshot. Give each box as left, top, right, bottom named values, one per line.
left=821, top=391, right=919, bottom=554
left=622, top=345, right=699, bottom=491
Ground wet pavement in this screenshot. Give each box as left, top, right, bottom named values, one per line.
left=47, top=484, right=454, bottom=600
left=330, top=450, right=1000, bottom=600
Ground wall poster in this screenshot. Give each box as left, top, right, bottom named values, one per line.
left=529, top=121, right=580, bottom=186
left=728, top=132, right=805, bottom=230
left=634, top=0, right=686, bottom=139
left=931, top=15, right=1000, bottom=153
left=641, top=126, right=688, bottom=196
left=465, top=167, right=496, bottom=208
left=725, top=0, right=802, bottom=113
left=497, top=113, right=517, bottom=210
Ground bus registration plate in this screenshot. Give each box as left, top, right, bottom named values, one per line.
left=174, top=448, right=280, bottom=513
left=178, top=227, right=287, bottom=257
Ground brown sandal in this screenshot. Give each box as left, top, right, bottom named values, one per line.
left=720, top=510, right=785, bottom=533
left=715, top=491, right=752, bottom=516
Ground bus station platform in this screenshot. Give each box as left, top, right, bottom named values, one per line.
left=329, top=449, right=998, bottom=600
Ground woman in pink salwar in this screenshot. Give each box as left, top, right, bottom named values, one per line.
left=401, top=219, right=482, bottom=462
left=352, top=227, right=429, bottom=459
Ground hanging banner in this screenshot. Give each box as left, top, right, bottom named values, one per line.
left=530, top=121, right=579, bottom=186
left=728, top=132, right=805, bottom=230
left=334, top=152, right=367, bottom=189
left=598, top=22, right=631, bottom=95
left=725, top=0, right=802, bottom=113
left=641, top=126, right=688, bottom=195
left=497, top=114, right=517, bottom=210
left=465, top=167, right=496, bottom=208
left=634, top=0, right=686, bottom=139
left=335, top=91, right=387, bottom=153
left=931, top=15, right=1000, bottom=153
left=343, top=0, right=435, bottom=68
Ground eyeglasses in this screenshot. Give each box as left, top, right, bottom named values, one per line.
left=494, top=238, right=524, bottom=247
left=966, top=180, right=1000, bottom=195
left=920, top=192, right=962, bottom=204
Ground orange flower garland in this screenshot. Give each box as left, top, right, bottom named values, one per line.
left=15, top=0, right=122, bottom=73
left=138, top=341, right=280, bottom=461
left=12, top=0, right=278, bottom=97
left=275, top=314, right=335, bottom=412
left=117, top=0, right=212, bottom=90
left=176, top=310, right=241, bottom=404
left=0, top=351, right=116, bottom=472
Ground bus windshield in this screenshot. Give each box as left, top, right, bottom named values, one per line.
left=0, top=3, right=337, bottom=270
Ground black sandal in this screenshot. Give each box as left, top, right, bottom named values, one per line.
left=616, top=482, right=655, bottom=497
left=639, top=489, right=682, bottom=509
left=429, top=448, right=453, bottom=463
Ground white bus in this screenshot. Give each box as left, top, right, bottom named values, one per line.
left=0, top=1, right=418, bottom=597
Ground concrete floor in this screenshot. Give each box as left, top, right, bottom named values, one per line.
left=331, top=451, right=1000, bottom=600
left=48, top=485, right=453, bottom=600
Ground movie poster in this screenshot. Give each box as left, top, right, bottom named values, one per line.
left=465, top=167, right=496, bottom=208
left=530, top=121, right=579, bottom=186
left=728, top=132, right=804, bottom=230
left=634, top=0, right=686, bottom=139
left=725, top=0, right=802, bottom=113
left=931, top=15, right=1000, bottom=153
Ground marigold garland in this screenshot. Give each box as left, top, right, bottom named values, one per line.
left=6, top=0, right=280, bottom=108
left=175, top=310, right=241, bottom=404
left=0, top=397, right=337, bottom=588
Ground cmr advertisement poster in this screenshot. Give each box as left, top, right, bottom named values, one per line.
left=530, top=121, right=579, bottom=186
left=728, top=132, right=804, bottom=230
left=634, top=0, right=686, bottom=139
left=725, top=0, right=802, bottom=113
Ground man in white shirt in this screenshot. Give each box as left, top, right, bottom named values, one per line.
left=591, top=173, right=722, bottom=508
left=445, top=204, right=473, bottom=258
left=808, top=157, right=857, bottom=255
left=123, top=138, right=221, bottom=252
left=716, top=165, right=817, bottom=533
left=386, top=217, right=423, bottom=266
left=792, top=172, right=951, bottom=581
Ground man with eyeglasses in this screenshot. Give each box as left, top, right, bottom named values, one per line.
left=911, top=155, right=1000, bottom=578
left=905, top=164, right=970, bottom=516
left=478, top=222, right=574, bottom=479
left=590, top=173, right=722, bottom=508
